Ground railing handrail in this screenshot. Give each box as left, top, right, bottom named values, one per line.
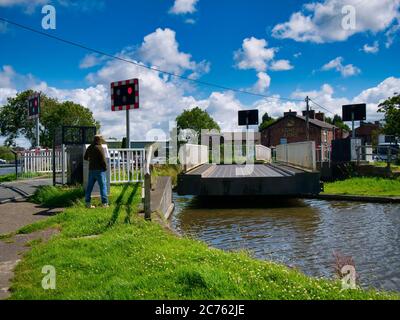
left=109, top=148, right=146, bottom=152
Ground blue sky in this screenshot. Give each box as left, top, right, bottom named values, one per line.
left=0, top=0, right=399, bottom=145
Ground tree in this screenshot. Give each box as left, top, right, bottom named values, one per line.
left=378, top=93, right=400, bottom=137
left=325, top=114, right=350, bottom=131
left=176, top=107, right=220, bottom=139
left=259, top=112, right=276, bottom=131
left=0, top=146, right=14, bottom=161
left=0, top=90, right=100, bottom=148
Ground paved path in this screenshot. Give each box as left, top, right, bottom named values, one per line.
left=0, top=196, right=62, bottom=299
left=0, top=179, right=52, bottom=204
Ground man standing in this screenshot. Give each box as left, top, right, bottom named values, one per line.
left=84, top=135, right=109, bottom=208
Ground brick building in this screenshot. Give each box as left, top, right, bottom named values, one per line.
left=261, top=110, right=336, bottom=147
left=355, top=121, right=380, bottom=145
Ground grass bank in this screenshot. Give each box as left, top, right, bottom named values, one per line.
left=371, top=162, right=400, bottom=172
left=9, top=185, right=398, bottom=300
left=0, top=173, right=50, bottom=183
left=324, top=177, right=400, bottom=197
left=152, top=164, right=181, bottom=187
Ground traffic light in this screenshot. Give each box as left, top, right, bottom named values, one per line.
left=28, top=93, right=40, bottom=119
left=111, top=79, right=139, bottom=111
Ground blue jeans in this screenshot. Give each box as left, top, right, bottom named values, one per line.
left=85, top=170, right=108, bottom=205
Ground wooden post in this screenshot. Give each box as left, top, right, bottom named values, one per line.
left=144, top=173, right=151, bottom=221
left=387, top=147, right=392, bottom=171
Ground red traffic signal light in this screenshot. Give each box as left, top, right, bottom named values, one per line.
left=28, top=93, right=40, bottom=119
left=111, top=79, right=139, bottom=112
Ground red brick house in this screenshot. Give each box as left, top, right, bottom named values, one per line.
left=355, top=122, right=380, bottom=145
left=261, top=111, right=336, bottom=148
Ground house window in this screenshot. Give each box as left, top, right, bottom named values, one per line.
left=322, top=130, right=328, bottom=144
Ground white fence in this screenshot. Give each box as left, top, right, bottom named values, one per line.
left=316, top=145, right=331, bottom=164
left=178, top=144, right=208, bottom=172
left=109, top=149, right=146, bottom=184
left=21, top=149, right=64, bottom=174
left=255, top=145, right=272, bottom=163
left=276, top=141, right=317, bottom=171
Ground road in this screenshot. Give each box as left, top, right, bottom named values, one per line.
left=0, top=179, right=52, bottom=204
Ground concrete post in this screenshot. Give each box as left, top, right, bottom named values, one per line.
left=144, top=173, right=151, bottom=221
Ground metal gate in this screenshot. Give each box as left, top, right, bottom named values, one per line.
left=109, top=149, right=146, bottom=184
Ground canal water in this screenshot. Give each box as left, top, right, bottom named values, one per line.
left=171, top=194, right=400, bottom=293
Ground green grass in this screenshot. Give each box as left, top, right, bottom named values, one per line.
left=30, top=186, right=84, bottom=208
left=152, top=164, right=182, bottom=186
left=324, top=177, right=400, bottom=197
left=8, top=184, right=398, bottom=300
left=371, top=161, right=400, bottom=172
left=0, top=174, right=18, bottom=183
left=0, top=173, right=50, bottom=183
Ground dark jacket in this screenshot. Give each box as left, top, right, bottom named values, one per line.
left=84, top=143, right=107, bottom=171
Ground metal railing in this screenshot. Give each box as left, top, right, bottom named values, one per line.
left=255, top=145, right=272, bottom=163
left=109, top=149, right=146, bottom=184
left=356, top=145, right=399, bottom=168
left=276, top=141, right=317, bottom=171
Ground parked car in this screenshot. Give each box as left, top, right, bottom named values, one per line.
left=0, top=159, right=7, bottom=165
left=374, top=143, right=399, bottom=161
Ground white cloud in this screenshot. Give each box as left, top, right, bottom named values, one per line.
left=234, top=37, right=276, bottom=72
left=253, top=72, right=271, bottom=93
left=138, top=28, right=210, bottom=77
left=385, top=21, right=400, bottom=47
left=362, top=41, right=380, bottom=54
left=0, top=65, right=16, bottom=88
left=79, top=53, right=107, bottom=69
left=169, top=0, right=199, bottom=15
left=200, top=91, right=243, bottom=131
left=290, top=78, right=400, bottom=122
left=272, top=0, right=400, bottom=43
left=321, top=56, right=361, bottom=77
left=270, top=59, right=294, bottom=71
left=185, top=18, right=196, bottom=25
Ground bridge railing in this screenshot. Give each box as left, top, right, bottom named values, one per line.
left=255, top=145, right=272, bottom=163
left=276, top=141, right=317, bottom=171
left=109, top=149, right=146, bottom=184
left=179, top=144, right=208, bottom=172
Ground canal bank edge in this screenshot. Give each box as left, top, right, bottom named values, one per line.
left=303, top=194, right=400, bottom=203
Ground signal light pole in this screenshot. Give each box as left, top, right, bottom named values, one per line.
left=110, top=79, right=140, bottom=149
left=28, top=93, right=41, bottom=148
left=305, top=96, right=310, bottom=141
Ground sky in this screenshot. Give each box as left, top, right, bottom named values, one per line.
left=0, top=0, right=399, bottom=147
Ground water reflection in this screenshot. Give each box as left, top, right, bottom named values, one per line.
left=171, top=195, right=400, bottom=292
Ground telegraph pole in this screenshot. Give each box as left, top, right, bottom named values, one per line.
left=305, top=96, right=310, bottom=141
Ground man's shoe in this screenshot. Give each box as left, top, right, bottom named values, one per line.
left=102, top=204, right=110, bottom=208
left=86, top=204, right=96, bottom=209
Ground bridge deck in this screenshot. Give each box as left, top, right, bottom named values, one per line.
left=178, top=164, right=321, bottom=197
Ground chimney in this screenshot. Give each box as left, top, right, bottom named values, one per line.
left=315, top=112, right=325, bottom=122
left=284, top=109, right=297, bottom=117
left=302, top=110, right=315, bottom=119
